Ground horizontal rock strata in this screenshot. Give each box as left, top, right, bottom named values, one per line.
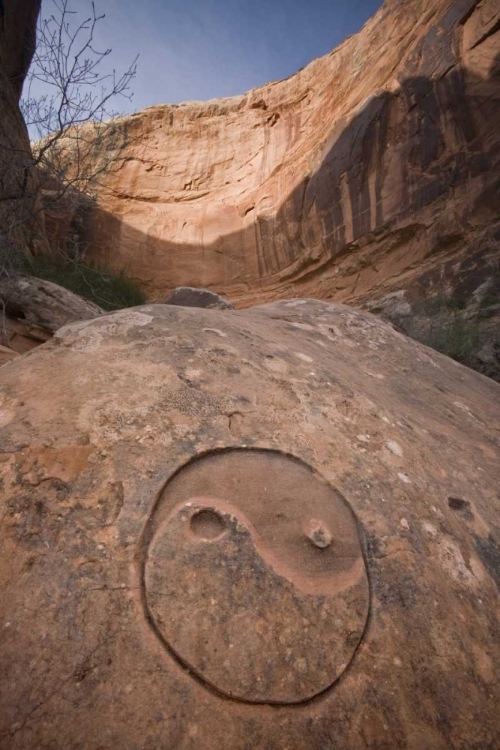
left=59, top=0, right=500, bottom=314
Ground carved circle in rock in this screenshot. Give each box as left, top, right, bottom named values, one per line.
left=142, top=449, right=369, bottom=704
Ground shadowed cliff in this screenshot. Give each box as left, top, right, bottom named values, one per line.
left=75, top=48, right=499, bottom=313
left=45, top=0, right=498, bottom=316
left=0, top=0, right=46, bottom=260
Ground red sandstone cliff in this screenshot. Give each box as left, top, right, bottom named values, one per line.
left=71, top=0, right=499, bottom=314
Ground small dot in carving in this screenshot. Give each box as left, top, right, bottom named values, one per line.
left=305, top=519, right=333, bottom=549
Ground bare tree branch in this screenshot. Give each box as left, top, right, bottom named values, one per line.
left=0, top=0, right=138, bottom=271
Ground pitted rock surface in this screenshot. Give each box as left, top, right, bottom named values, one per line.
left=0, top=300, right=499, bottom=749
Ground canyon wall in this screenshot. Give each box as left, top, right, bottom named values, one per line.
left=77, top=0, right=500, bottom=310
left=0, top=0, right=40, bottom=100
left=0, top=0, right=44, bottom=258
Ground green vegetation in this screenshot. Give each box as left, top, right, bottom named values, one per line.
left=18, top=253, right=146, bottom=311
left=400, top=294, right=499, bottom=381
left=420, top=316, right=484, bottom=367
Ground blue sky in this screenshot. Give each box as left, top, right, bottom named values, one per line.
left=39, top=0, right=382, bottom=114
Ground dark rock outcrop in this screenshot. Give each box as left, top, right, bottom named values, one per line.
left=0, top=0, right=41, bottom=100
left=0, top=0, right=45, bottom=260
left=161, top=286, right=234, bottom=310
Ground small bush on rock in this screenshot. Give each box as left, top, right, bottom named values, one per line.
left=401, top=301, right=499, bottom=381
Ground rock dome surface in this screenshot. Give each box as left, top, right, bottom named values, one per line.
left=0, top=300, right=499, bottom=749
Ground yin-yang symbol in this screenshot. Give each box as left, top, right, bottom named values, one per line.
left=142, top=449, right=369, bottom=704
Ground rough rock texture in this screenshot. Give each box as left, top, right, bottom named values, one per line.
left=0, top=273, right=104, bottom=333
left=0, top=0, right=45, bottom=258
left=1, top=315, right=51, bottom=356
left=161, top=286, right=234, bottom=310
left=73, top=0, right=499, bottom=317
left=0, top=0, right=40, bottom=100
left=0, top=344, right=19, bottom=366
left=0, top=274, right=104, bottom=355
left=0, top=300, right=499, bottom=749
left=364, top=266, right=500, bottom=380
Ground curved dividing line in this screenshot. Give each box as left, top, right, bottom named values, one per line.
left=153, top=496, right=367, bottom=598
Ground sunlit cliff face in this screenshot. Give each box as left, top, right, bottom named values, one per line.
left=46, top=0, right=499, bottom=319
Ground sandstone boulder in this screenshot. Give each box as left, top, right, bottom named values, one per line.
left=0, top=344, right=19, bottom=366
left=0, top=314, right=51, bottom=356
left=161, top=286, right=234, bottom=310
left=0, top=300, right=498, bottom=749
left=0, top=273, right=104, bottom=332
left=0, top=273, right=104, bottom=356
